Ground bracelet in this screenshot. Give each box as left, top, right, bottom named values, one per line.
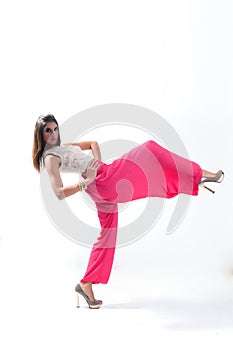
left=78, top=181, right=87, bottom=192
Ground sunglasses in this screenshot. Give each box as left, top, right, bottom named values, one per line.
left=44, top=126, right=59, bottom=134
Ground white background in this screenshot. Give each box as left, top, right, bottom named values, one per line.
left=0, top=0, right=233, bottom=349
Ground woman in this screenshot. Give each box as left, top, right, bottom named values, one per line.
left=32, top=114, right=224, bottom=309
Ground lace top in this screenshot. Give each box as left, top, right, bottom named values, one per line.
left=43, top=145, right=93, bottom=173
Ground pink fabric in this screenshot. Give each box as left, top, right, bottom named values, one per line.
left=80, top=140, right=202, bottom=284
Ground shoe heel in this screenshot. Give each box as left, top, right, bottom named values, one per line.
left=200, top=183, right=215, bottom=194
left=75, top=292, right=80, bottom=308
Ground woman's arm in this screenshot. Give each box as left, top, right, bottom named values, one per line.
left=44, top=155, right=79, bottom=199
left=90, top=141, right=102, bottom=161
left=63, top=141, right=102, bottom=161
left=44, top=155, right=100, bottom=200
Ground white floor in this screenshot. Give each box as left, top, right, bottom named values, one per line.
left=1, top=177, right=233, bottom=350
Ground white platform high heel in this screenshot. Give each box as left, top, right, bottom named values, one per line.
left=75, top=283, right=102, bottom=309
left=75, top=291, right=80, bottom=308
left=199, top=170, right=224, bottom=194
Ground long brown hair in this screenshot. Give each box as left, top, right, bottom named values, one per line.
left=32, top=114, right=61, bottom=172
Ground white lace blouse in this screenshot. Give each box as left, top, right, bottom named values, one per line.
left=43, top=145, right=93, bottom=173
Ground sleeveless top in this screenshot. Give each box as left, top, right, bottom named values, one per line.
left=43, top=145, right=93, bottom=173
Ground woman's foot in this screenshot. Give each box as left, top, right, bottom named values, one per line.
left=201, top=169, right=224, bottom=183
left=79, top=282, right=103, bottom=304
left=199, top=169, right=224, bottom=194
left=75, top=283, right=102, bottom=309
left=79, top=282, right=95, bottom=302
left=202, top=169, right=218, bottom=178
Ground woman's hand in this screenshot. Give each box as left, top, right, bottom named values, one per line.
left=82, top=160, right=101, bottom=185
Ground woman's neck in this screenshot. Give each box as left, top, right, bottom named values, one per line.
left=44, top=143, right=60, bottom=151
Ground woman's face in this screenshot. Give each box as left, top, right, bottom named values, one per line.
left=42, top=122, right=59, bottom=145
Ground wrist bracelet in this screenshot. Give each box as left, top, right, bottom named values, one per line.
left=78, top=181, right=87, bottom=192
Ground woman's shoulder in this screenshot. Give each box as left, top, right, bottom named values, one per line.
left=43, top=146, right=57, bottom=156
left=43, top=153, right=61, bottom=171
left=44, top=144, right=82, bottom=158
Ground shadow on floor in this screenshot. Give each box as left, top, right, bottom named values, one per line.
left=103, top=296, right=233, bottom=330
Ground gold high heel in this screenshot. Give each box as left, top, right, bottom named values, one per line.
left=75, top=283, right=102, bottom=309
left=199, top=170, right=224, bottom=194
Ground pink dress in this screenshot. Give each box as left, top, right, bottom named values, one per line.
left=80, top=140, right=202, bottom=284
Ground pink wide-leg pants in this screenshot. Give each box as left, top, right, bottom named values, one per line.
left=80, top=140, right=202, bottom=284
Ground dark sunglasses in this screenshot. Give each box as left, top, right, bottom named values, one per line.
left=44, top=126, right=59, bottom=134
